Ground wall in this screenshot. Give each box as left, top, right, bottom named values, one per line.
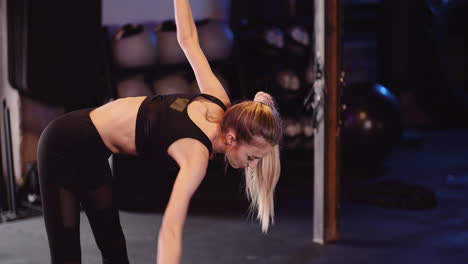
left=103, top=0, right=230, bottom=25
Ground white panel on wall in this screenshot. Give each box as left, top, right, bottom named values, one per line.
left=0, top=0, right=23, bottom=183
left=103, top=0, right=230, bottom=25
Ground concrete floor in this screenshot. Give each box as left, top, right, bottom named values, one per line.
left=1, top=129, right=467, bottom=264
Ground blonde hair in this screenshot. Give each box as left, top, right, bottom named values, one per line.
left=245, top=145, right=281, bottom=233
left=220, top=93, right=282, bottom=233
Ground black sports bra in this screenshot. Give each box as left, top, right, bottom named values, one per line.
left=135, top=93, right=226, bottom=167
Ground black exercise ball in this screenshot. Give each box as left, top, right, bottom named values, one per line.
left=341, top=83, right=403, bottom=165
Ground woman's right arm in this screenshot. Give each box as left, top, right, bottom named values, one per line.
left=173, top=0, right=230, bottom=106
left=156, top=141, right=209, bottom=263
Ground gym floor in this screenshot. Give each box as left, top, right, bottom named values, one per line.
left=1, top=128, right=467, bottom=264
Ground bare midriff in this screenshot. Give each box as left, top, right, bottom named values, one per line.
left=89, top=96, right=146, bottom=155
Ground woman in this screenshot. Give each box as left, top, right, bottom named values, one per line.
left=38, top=0, right=283, bottom=263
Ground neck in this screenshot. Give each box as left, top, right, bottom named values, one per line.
left=211, top=131, right=226, bottom=154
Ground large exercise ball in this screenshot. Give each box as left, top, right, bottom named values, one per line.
left=112, top=24, right=158, bottom=68
left=155, top=20, right=187, bottom=65
left=197, top=19, right=234, bottom=61
left=341, top=83, right=403, bottom=165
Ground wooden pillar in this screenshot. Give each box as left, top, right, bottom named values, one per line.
left=313, top=0, right=341, bottom=244
left=324, top=0, right=341, bottom=243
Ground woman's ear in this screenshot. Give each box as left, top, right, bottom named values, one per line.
left=225, top=129, right=237, bottom=145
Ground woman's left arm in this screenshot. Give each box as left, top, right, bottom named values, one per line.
left=173, top=0, right=230, bottom=105
left=174, top=0, right=198, bottom=43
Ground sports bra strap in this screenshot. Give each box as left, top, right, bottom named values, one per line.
left=199, top=93, right=227, bottom=111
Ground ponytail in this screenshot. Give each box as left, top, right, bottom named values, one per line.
left=244, top=145, right=281, bottom=233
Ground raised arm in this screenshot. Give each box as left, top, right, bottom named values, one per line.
left=157, top=140, right=209, bottom=264
left=173, top=0, right=230, bottom=106
left=174, top=0, right=198, bottom=42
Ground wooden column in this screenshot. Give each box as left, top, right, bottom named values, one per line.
left=313, top=0, right=341, bottom=244
left=324, top=0, right=341, bottom=243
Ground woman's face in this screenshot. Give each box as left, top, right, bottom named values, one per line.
left=226, top=136, right=273, bottom=169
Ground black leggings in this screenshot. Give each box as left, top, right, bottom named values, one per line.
left=38, top=109, right=129, bottom=264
